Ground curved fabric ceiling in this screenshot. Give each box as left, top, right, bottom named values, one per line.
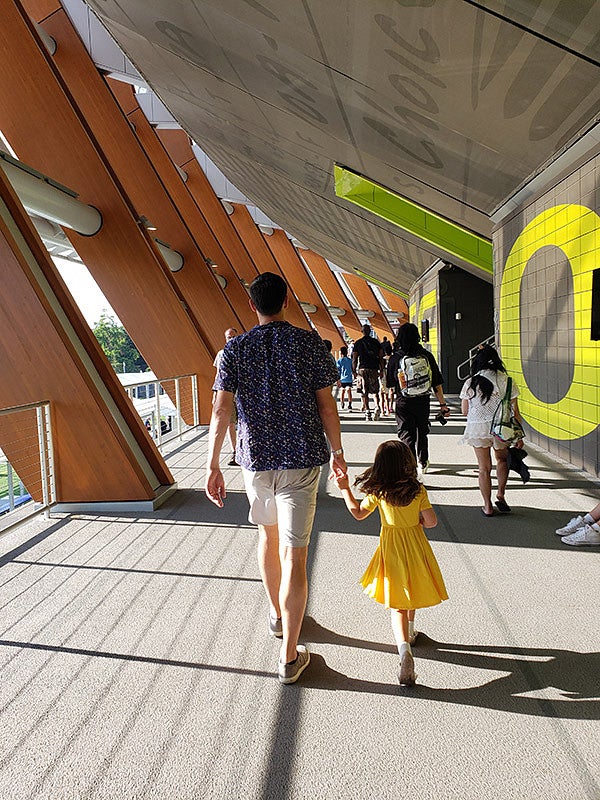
left=85, top=0, right=600, bottom=293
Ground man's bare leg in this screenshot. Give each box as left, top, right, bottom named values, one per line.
left=279, top=545, right=308, bottom=663
left=257, top=524, right=281, bottom=619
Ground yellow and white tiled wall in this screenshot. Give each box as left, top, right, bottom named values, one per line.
left=410, top=280, right=439, bottom=363
left=494, top=150, right=600, bottom=476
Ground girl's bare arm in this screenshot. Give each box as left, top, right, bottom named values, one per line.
left=336, top=475, right=371, bottom=520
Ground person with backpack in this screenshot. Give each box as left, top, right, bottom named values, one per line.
left=387, top=323, right=449, bottom=474
left=352, top=324, right=384, bottom=421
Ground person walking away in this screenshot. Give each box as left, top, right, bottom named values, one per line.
left=336, top=345, right=354, bottom=411
left=352, top=324, right=383, bottom=421
left=335, top=440, right=448, bottom=685
left=205, top=272, right=347, bottom=684
left=213, top=327, right=239, bottom=466
left=387, top=323, right=449, bottom=474
left=458, top=345, right=524, bottom=516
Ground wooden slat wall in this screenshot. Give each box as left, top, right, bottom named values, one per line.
left=300, top=251, right=364, bottom=342
left=342, top=274, right=394, bottom=340
left=0, top=171, right=172, bottom=502
left=0, top=2, right=216, bottom=422
left=264, top=231, right=345, bottom=346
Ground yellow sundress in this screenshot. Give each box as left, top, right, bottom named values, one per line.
left=359, top=486, right=448, bottom=610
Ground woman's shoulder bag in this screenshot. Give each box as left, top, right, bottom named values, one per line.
left=490, top=376, right=525, bottom=443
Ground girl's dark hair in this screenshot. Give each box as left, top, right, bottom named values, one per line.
left=468, top=345, right=507, bottom=404
left=354, top=440, right=421, bottom=507
left=394, top=322, right=421, bottom=356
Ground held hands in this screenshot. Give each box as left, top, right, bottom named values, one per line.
left=335, top=473, right=350, bottom=491
left=328, top=451, right=347, bottom=482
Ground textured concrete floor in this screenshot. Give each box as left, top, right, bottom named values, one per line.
left=0, top=403, right=598, bottom=800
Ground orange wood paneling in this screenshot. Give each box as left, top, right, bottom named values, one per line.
left=228, top=204, right=309, bottom=330
left=342, top=273, right=394, bottom=340
left=300, top=251, right=364, bottom=342
left=0, top=2, right=215, bottom=421
left=380, top=288, right=409, bottom=323
left=0, top=171, right=172, bottom=502
left=157, top=129, right=260, bottom=289
left=107, top=80, right=255, bottom=332
left=264, top=230, right=344, bottom=346
left=22, top=0, right=59, bottom=19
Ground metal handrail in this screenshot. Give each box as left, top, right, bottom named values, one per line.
left=122, top=373, right=199, bottom=449
left=0, top=400, right=55, bottom=531
left=456, top=335, right=496, bottom=380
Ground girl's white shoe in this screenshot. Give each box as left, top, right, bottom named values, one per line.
left=399, top=651, right=416, bottom=686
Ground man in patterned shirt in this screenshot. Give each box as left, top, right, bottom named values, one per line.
left=205, top=272, right=347, bottom=684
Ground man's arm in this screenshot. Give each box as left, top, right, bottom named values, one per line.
left=315, top=385, right=347, bottom=478
left=205, top=390, right=234, bottom=507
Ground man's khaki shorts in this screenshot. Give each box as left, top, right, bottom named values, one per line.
left=242, top=466, right=320, bottom=548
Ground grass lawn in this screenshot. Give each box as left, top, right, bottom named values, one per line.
left=0, top=460, right=27, bottom=500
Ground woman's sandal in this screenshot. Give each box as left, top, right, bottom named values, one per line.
left=481, top=508, right=495, bottom=517
left=495, top=498, right=511, bottom=514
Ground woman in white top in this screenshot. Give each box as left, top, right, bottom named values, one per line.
left=459, top=346, right=524, bottom=517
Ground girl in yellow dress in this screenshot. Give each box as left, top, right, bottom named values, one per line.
left=336, top=440, right=448, bottom=685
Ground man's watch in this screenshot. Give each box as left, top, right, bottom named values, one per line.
left=332, top=448, right=344, bottom=456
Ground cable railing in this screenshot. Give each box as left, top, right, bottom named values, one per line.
left=456, top=335, right=496, bottom=380
left=0, top=401, right=55, bottom=530
left=121, top=373, right=200, bottom=450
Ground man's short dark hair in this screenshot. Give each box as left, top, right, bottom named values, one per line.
left=340, top=346, right=348, bottom=356
left=249, top=272, right=288, bottom=315
left=361, top=324, right=372, bottom=336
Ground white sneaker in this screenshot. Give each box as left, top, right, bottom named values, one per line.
left=555, top=515, right=585, bottom=536
left=418, top=461, right=429, bottom=475
left=561, top=523, right=600, bottom=547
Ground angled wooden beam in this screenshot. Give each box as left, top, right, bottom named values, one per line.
left=107, top=80, right=255, bottom=332
left=341, top=273, right=395, bottom=340
left=0, top=1, right=215, bottom=420
left=0, top=167, right=172, bottom=503
left=156, top=128, right=259, bottom=290
left=227, top=204, right=309, bottom=330
left=264, top=230, right=345, bottom=346
left=300, top=250, right=364, bottom=341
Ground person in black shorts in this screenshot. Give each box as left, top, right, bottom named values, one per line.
left=352, top=324, right=384, bottom=421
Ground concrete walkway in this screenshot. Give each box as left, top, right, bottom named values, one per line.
left=0, top=405, right=598, bottom=800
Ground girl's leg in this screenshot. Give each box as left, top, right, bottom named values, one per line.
left=493, top=446, right=509, bottom=501
left=474, top=447, right=493, bottom=514
left=391, top=608, right=409, bottom=651
left=391, top=609, right=416, bottom=685
left=408, top=609, right=417, bottom=643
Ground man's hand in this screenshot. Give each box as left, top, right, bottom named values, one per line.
left=205, top=467, right=226, bottom=507
left=329, top=452, right=347, bottom=481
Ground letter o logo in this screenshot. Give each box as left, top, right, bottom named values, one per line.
left=500, top=204, right=600, bottom=440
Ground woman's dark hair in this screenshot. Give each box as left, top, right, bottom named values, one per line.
left=394, top=322, right=421, bottom=356
left=354, top=441, right=421, bottom=507
left=468, top=345, right=507, bottom=404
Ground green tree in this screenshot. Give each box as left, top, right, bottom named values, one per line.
left=92, top=312, right=148, bottom=373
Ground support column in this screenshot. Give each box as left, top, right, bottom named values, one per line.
left=0, top=1, right=215, bottom=420
left=380, top=289, right=409, bottom=324
left=156, top=129, right=260, bottom=289
left=264, top=230, right=345, bottom=346
left=227, top=204, right=310, bottom=330
left=300, top=250, right=364, bottom=341
left=0, top=168, right=173, bottom=506
left=107, top=80, right=256, bottom=332
left=341, top=273, right=395, bottom=340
